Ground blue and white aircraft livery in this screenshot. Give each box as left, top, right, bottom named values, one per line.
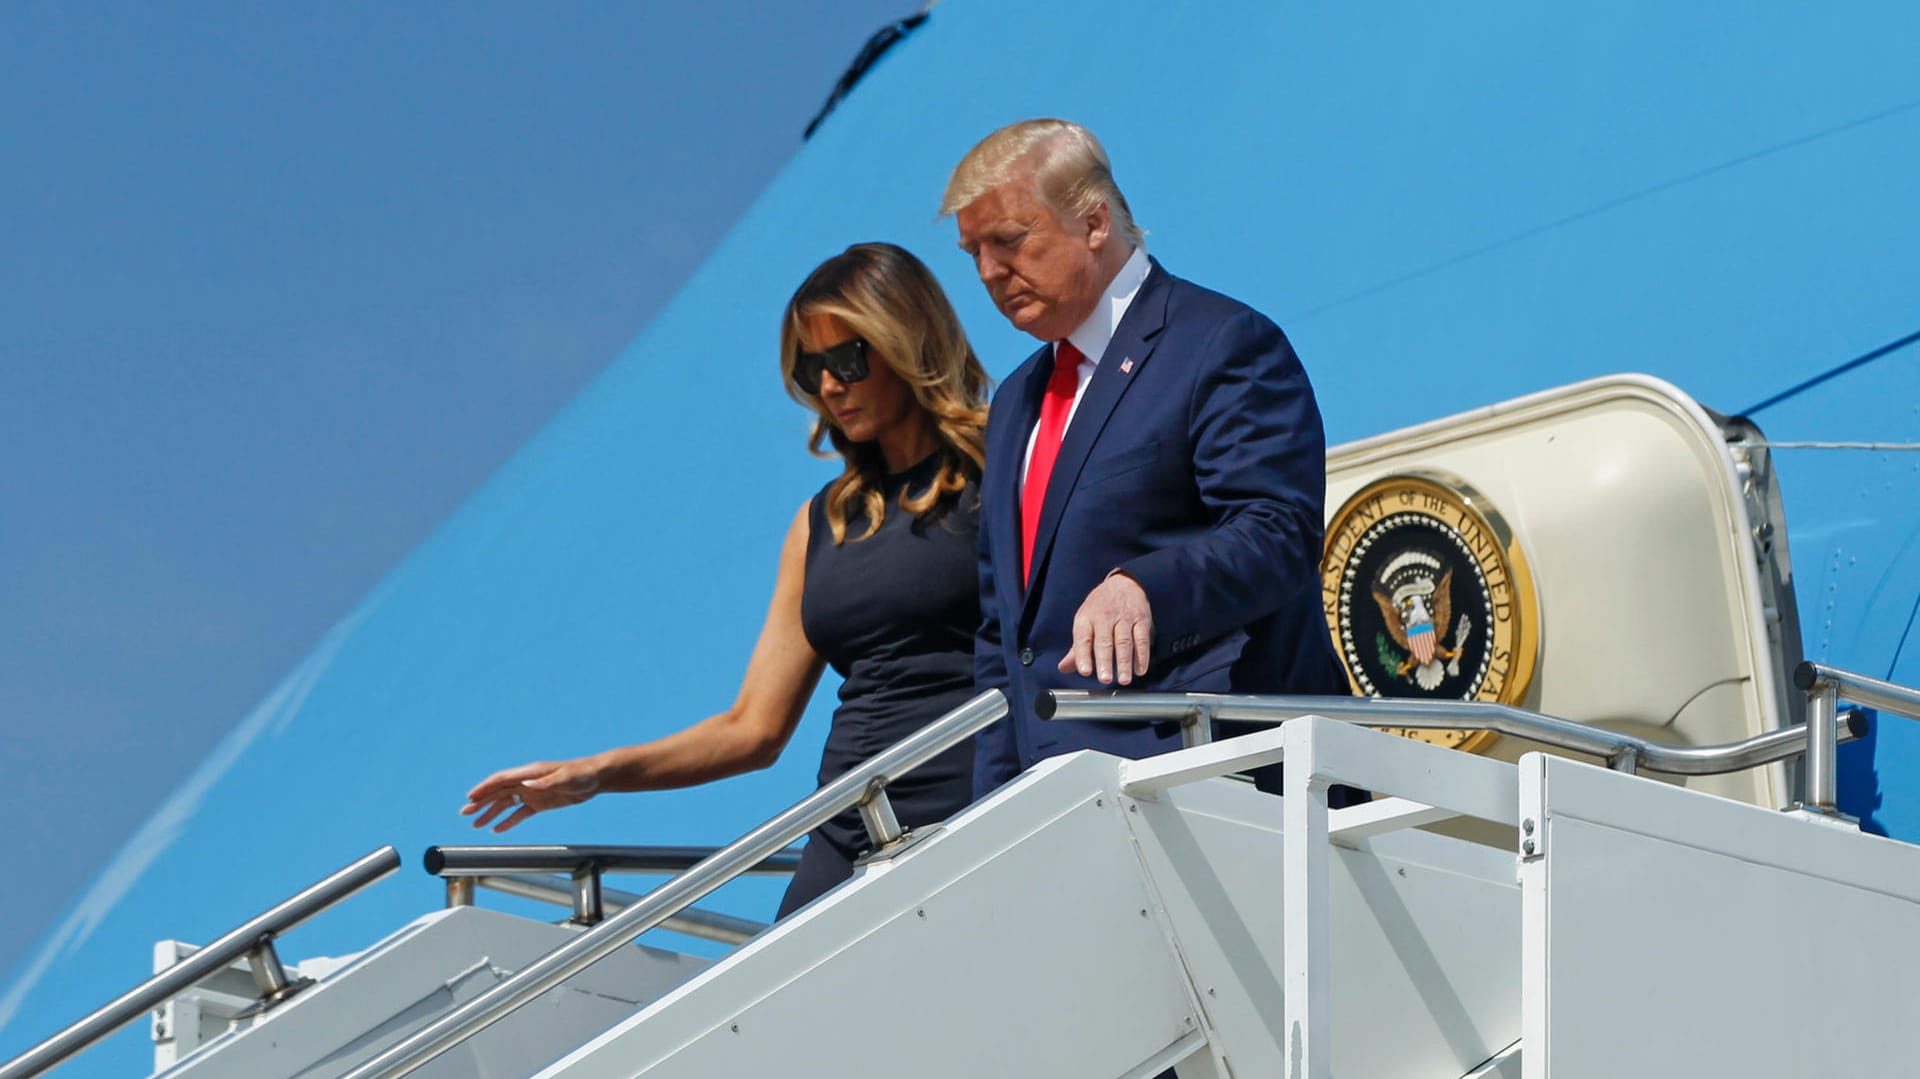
left=4, top=3, right=1917, bottom=1074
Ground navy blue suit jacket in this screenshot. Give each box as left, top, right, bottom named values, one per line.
left=973, top=260, right=1349, bottom=796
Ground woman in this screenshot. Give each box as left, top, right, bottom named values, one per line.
left=461, top=242, right=990, bottom=917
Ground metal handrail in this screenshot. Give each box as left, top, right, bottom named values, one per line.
left=0, top=846, right=400, bottom=1079
left=1795, top=661, right=1920, bottom=812
left=1796, top=662, right=1920, bottom=721
left=1041, top=691, right=1868, bottom=776
left=428, top=844, right=798, bottom=934
left=476, top=873, right=768, bottom=945
left=339, top=688, right=1007, bottom=1079
left=425, top=843, right=804, bottom=878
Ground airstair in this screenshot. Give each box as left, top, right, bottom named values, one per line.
left=6, top=667, right=1917, bottom=1078
left=7, top=376, right=1919, bottom=1077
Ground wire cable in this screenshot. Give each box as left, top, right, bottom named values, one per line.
left=1889, top=591, right=1920, bottom=682
left=1289, top=95, right=1920, bottom=323
left=1745, top=441, right=1920, bottom=451
left=1741, top=328, right=1920, bottom=416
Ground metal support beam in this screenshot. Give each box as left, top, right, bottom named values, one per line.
left=245, top=938, right=295, bottom=999
left=1180, top=705, right=1214, bottom=748
left=1121, top=726, right=1287, bottom=798
left=1804, top=682, right=1839, bottom=812
left=570, top=864, right=605, bottom=926
left=1608, top=745, right=1641, bottom=775
left=233, top=936, right=314, bottom=1019
left=1328, top=797, right=1455, bottom=846
left=1282, top=718, right=1331, bottom=1079
left=858, top=781, right=904, bottom=849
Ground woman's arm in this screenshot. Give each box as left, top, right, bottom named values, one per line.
left=462, top=502, right=827, bottom=833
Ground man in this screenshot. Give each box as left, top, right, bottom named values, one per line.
left=943, top=118, right=1356, bottom=799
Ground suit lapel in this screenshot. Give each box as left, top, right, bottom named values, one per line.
left=994, top=344, right=1054, bottom=613
left=1022, top=261, right=1173, bottom=615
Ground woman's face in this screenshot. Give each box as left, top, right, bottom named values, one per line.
left=797, top=312, right=921, bottom=447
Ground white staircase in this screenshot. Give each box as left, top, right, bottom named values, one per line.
left=515, top=714, right=1920, bottom=1078
left=11, top=700, right=1920, bottom=1078
left=537, top=733, right=1524, bottom=1078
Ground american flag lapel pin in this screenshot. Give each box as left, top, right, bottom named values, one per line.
left=1119, top=356, right=1134, bottom=374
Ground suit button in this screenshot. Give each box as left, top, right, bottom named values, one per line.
left=1020, top=648, right=1035, bottom=666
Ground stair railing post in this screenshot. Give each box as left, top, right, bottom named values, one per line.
left=858, top=779, right=904, bottom=849
left=1804, top=677, right=1840, bottom=812
left=1181, top=705, right=1214, bottom=748
left=247, top=937, right=294, bottom=998
left=233, top=935, right=315, bottom=1019
left=571, top=863, right=606, bottom=926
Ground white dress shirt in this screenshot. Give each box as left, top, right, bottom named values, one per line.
left=1020, top=246, right=1152, bottom=490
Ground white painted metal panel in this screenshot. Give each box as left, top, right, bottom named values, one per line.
left=542, top=754, right=1202, bottom=1079
left=1521, top=754, right=1920, bottom=1077
left=1125, top=776, right=1523, bottom=1079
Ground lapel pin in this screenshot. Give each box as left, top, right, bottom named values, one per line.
left=1119, top=357, right=1134, bottom=374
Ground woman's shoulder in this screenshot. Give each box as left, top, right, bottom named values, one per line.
left=808, top=475, right=836, bottom=511
left=800, top=482, right=835, bottom=557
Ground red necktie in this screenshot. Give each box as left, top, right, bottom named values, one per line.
left=1022, top=340, right=1083, bottom=585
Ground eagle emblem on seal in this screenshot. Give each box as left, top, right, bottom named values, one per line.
left=1321, top=471, right=1540, bottom=753
left=1371, top=550, right=1472, bottom=691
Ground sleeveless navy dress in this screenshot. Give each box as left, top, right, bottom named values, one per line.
left=780, top=454, right=979, bottom=917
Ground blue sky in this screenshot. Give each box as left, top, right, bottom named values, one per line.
left=0, top=1, right=916, bottom=982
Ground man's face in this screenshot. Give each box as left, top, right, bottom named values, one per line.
left=956, top=173, right=1109, bottom=343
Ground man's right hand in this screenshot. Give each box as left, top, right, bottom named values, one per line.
left=1058, top=571, right=1155, bottom=685
left=461, top=759, right=601, bottom=833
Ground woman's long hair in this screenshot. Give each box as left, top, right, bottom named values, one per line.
left=780, top=243, right=989, bottom=543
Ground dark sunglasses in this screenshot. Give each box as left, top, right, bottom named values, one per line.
left=793, top=338, right=870, bottom=395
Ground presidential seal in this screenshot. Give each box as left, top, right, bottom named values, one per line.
left=1321, top=471, right=1539, bottom=753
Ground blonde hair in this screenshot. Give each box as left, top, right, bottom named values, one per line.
left=780, top=243, right=990, bottom=543
left=940, top=118, right=1146, bottom=250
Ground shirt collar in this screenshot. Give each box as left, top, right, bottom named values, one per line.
left=1061, top=246, right=1151, bottom=367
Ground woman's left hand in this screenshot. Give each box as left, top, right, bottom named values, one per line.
left=460, top=758, right=602, bottom=833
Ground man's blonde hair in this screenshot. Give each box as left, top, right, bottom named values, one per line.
left=940, top=119, right=1145, bottom=250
